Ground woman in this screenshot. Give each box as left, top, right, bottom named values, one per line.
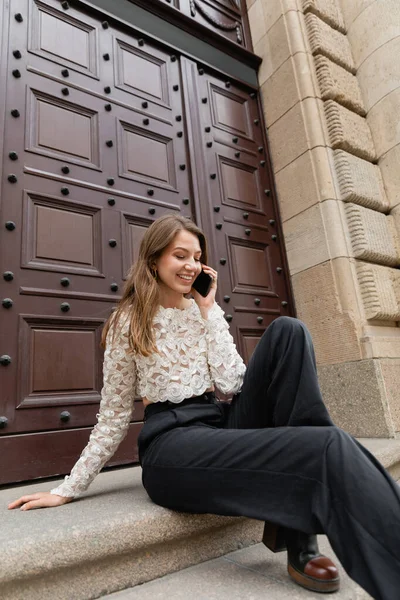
left=9, top=215, right=400, bottom=599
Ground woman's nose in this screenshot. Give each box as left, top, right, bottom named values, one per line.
left=185, top=261, right=197, bottom=271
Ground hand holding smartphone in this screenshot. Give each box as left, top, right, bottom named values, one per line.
left=192, top=269, right=213, bottom=297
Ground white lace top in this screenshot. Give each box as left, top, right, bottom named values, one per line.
left=50, top=300, right=246, bottom=498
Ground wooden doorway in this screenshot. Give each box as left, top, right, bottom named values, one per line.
left=0, top=0, right=293, bottom=485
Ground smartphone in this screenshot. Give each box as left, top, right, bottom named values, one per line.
left=192, top=269, right=213, bottom=297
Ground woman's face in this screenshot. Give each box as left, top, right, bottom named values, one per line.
left=154, top=229, right=202, bottom=296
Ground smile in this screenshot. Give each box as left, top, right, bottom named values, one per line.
left=177, top=274, right=193, bottom=281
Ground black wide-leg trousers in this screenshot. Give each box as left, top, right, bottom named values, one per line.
left=138, top=316, right=400, bottom=600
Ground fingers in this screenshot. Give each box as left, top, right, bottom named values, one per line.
left=20, top=500, right=42, bottom=511
left=201, top=264, right=218, bottom=281
left=8, top=494, right=42, bottom=509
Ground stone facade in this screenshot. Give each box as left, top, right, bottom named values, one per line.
left=246, top=0, right=400, bottom=437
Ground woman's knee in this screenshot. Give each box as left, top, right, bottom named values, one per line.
left=267, top=316, right=308, bottom=337
left=324, top=427, right=356, bottom=467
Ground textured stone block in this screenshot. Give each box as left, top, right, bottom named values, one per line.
left=391, top=206, right=400, bottom=242
left=324, top=100, right=376, bottom=161
left=304, top=13, right=355, bottom=73
left=302, top=0, right=345, bottom=32
left=268, top=102, right=308, bottom=172
left=255, top=17, right=290, bottom=86
left=261, top=58, right=299, bottom=127
left=361, top=325, right=400, bottom=360
left=275, top=147, right=335, bottom=221
left=318, top=359, right=394, bottom=437
left=260, top=0, right=282, bottom=30
left=285, top=9, right=312, bottom=54
left=379, top=145, right=400, bottom=209
left=368, top=87, right=400, bottom=158
left=346, top=0, right=400, bottom=68
left=345, top=203, right=399, bottom=266
left=292, top=259, right=362, bottom=364
left=292, top=51, right=321, bottom=98
left=261, top=52, right=320, bottom=127
left=268, top=98, right=326, bottom=172
left=322, top=199, right=354, bottom=258
left=379, top=359, right=400, bottom=431
left=282, top=204, right=329, bottom=274
left=314, top=54, right=365, bottom=115
left=356, top=261, right=400, bottom=320
left=281, top=0, right=302, bottom=10
left=339, top=0, right=376, bottom=29
left=248, top=0, right=267, bottom=47
left=357, top=37, right=400, bottom=112
left=334, top=150, right=389, bottom=212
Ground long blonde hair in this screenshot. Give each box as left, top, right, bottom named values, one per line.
left=101, top=214, right=208, bottom=356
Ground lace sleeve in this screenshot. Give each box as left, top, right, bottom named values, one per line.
left=50, top=314, right=136, bottom=498
left=202, top=302, right=246, bottom=395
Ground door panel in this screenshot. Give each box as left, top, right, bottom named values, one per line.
left=28, top=0, right=99, bottom=78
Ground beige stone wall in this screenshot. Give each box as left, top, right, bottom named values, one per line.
left=246, top=0, right=400, bottom=437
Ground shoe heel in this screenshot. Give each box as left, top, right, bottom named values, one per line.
left=262, top=521, right=286, bottom=553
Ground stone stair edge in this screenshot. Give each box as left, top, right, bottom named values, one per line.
left=358, top=437, right=400, bottom=469
left=1, top=488, right=254, bottom=585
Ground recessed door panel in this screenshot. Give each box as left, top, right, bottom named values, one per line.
left=28, top=89, right=99, bottom=166
left=17, top=314, right=103, bottom=411
left=31, top=329, right=96, bottom=393
left=211, top=84, right=251, bottom=137
left=22, top=191, right=102, bottom=276
left=29, top=0, right=98, bottom=77
left=117, top=42, right=166, bottom=101
left=220, top=159, right=261, bottom=209
left=231, top=241, right=273, bottom=292
left=36, top=99, right=94, bottom=160
left=120, top=122, right=175, bottom=188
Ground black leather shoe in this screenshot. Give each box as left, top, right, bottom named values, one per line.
left=285, top=529, right=340, bottom=593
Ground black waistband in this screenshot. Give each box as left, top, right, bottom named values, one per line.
left=143, top=391, right=216, bottom=421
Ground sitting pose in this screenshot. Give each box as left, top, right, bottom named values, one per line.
left=9, top=215, right=400, bottom=599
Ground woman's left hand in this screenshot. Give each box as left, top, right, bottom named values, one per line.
left=191, top=264, right=218, bottom=316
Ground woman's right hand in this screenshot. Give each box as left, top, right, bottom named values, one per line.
left=8, top=492, right=73, bottom=511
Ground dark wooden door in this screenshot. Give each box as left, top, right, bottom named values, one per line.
left=0, top=0, right=293, bottom=484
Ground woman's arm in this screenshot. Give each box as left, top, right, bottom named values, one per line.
left=49, top=313, right=137, bottom=499
left=202, top=302, right=246, bottom=395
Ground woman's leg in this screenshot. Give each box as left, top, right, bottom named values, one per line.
left=141, top=318, right=400, bottom=598
left=224, top=316, right=339, bottom=591
left=225, top=316, right=333, bottom=429
left=222, top=316, right=400, bottom=599
left=143, top=419, right=400, bottom=599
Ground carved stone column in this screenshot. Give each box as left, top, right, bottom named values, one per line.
left=246, top=0, right=400, bottom=437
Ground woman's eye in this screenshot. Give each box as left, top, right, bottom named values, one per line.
left=176, top=256, right=201, bottom=261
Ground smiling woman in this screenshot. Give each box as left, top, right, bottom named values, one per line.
left=8, top=214, right=400, bottom=600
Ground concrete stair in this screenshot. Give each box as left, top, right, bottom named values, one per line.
left=1, top=437, right=400, bottom=600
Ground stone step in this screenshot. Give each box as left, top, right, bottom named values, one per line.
left=1, top=437, right=399, bottom=600
left=102, top=538, right=372, bottom=599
